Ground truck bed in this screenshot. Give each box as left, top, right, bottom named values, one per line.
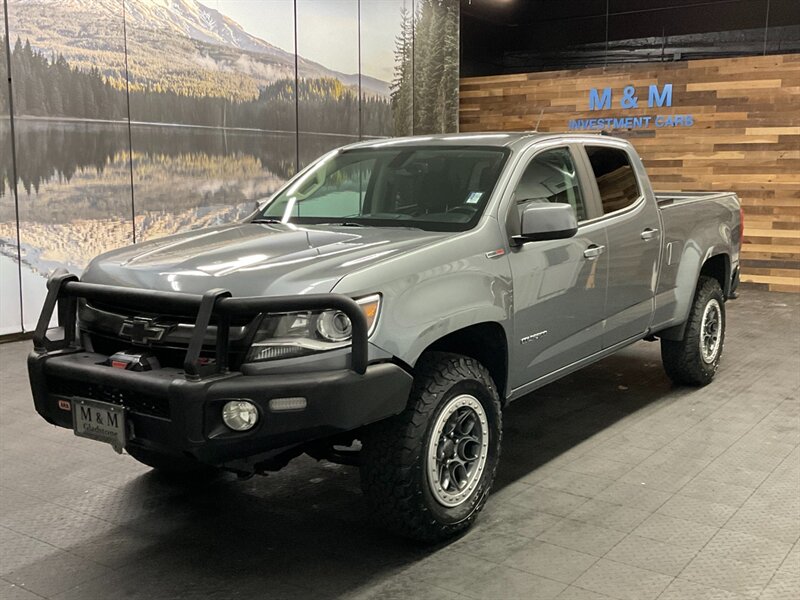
left=655, top=191, right=738, bottom=209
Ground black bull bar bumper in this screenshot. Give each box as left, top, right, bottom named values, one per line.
left=28, top=274, right=412, bottom=466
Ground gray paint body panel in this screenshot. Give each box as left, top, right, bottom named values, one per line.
left=80, top=133, right=741, bottom=402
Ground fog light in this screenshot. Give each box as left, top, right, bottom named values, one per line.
left=222, top=400, right=259, bottom=431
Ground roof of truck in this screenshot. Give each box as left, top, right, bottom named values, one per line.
left=347, top=131, right=618, bottom=151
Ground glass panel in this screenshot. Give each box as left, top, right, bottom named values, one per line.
left=413, top=0, right=460, bottom=134
left=606, top=0, right=770, bottom=63
left=1, top=23, right=23, bottom=334
left=6, top=0, right=133, bottom=330
left=515, top=148, right=587, bottom=221
left=502, top=0, right=607, bottom=73
left=296, top=0, right=361, bottom=167
left=360, top=0, right=412, bottom=137
left=124, top=0, right=298, bottom=241
left=585, top=146, right=642, bottom=215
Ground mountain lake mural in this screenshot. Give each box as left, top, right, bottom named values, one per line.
left=0, top=0, right=460, bottom=334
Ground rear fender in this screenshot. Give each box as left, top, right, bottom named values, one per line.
left=658, top=248, right=730, bottom=341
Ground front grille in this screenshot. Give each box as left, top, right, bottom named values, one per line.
left=48, top=376, right=171, bottom=419
left=87, top=300, right=256, bottom=327
left=87, top=332, right=247, bottom=371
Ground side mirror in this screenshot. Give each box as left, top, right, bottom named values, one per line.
left=512, top=203, right=578, bottom=245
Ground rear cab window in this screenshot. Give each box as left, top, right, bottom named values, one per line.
left=585, top=146, right=642, bottom=215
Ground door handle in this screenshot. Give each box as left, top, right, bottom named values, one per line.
left=641, top=228, right=660, bottom=241
left=583, top=244, right=606, bottom=259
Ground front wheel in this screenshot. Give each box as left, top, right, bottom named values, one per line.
left=359, top=352, right=502, bottom=542
left=661, top=276, right=726, bottom=386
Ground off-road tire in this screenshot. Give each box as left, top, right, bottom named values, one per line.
left=126, top=444, right=219, bottom=478
left=661, top=276, right=726, bottom=386
left=359, top=352, right=502, bottom=542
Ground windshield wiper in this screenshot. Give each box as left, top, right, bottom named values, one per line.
left=250, top=218, right=285, bottom=224
left=321, top=221, right=366, bottom=227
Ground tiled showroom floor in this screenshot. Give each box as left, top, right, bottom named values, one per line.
left=1, top=288, right=798, bottom=600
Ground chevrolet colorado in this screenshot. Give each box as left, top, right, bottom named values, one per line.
left=28, top=132, right=742, bottom=541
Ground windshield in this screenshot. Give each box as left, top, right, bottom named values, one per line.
left=258, top=146, right=509, bottom=232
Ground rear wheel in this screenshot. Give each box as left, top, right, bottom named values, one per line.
left=360, top=352, right=502, bottom=542
left=661, top=276, right=726, bottom=386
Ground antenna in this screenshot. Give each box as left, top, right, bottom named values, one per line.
left=534, top=108, right=544, bottom=132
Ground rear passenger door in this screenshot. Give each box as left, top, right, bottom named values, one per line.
left=580, top=144, right=661, bottom=348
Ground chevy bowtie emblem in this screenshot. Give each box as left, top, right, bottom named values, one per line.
left=119, top=317, right=172, bottom=344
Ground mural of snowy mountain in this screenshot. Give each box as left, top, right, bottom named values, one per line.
left=6, top=0, right=390, bottom=99
left=1, top=0, right=459, bottom=335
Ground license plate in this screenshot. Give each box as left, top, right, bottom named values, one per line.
left=72, top=398, right=127, bottom=453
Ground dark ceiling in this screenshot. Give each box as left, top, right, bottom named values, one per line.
left=460, top=0, right=800, bottom=76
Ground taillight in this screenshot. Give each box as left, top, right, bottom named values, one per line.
left=739, top=207, right=745, bottom=249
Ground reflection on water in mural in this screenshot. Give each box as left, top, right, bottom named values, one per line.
left=0, top=119, right=358, bottom=328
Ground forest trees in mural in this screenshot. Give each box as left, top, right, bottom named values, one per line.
left=392, top=0, right=460, bottom=135
left=0, top=36, right=9, bottom=115
left=7, top=38, right=391, bottom=134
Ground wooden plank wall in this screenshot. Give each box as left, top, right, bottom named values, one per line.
left=460, top=54, right=800, bottom=292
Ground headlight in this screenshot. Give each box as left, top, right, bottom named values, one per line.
left=246, top=294, right=381, bottom=362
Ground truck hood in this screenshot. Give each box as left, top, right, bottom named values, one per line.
left=82, top=222, right=446, bottom=296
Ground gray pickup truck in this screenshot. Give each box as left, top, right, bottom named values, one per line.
left=29, top=132, right=742, bottom=541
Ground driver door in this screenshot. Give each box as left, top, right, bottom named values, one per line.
left=506, top=145, right=609, bottom=391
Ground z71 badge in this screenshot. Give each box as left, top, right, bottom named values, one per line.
left=521, top=330, right=548, bottom=344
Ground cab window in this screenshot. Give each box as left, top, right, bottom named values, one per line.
left=514, top=148, right=587, bottom=221
left=585, top=146, right=642, bottom=214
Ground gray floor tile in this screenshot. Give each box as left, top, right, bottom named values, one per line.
left=0, top=580, right=48, bottom=600
left=453, top=565, right=566, bottom=600
left=0, top=527, right=60, bottom=577
left=680, top=550, right=778, bottom=597
left=536, top=519, right=626, bottom=557
left=536, top=470, right=615, bottom=498
left=759, top=569, right=800, bottom=600
left=509, top=486, right=588, bottom=517
left=511, top=511, right=564, bottom=539
left=605, top=534, right=697, bottom=576
left=632, top=513, right=719, bottom=551
left=777, top=542, right=800, bottom=575
left=401, top=550, right=496, bottom=590
left=573, top=558, right=672, bottom=600
left=555, top=586, right=616, bottom=600
left=594, top=481, right=672, bottom=512
left=2, top=551, right=111, bottom=599
left=566, top=499, right=650, bottom=533
left=343, top=575, right=465, bottom=600
left=618, top=465, right=694, bottom=493
left=656, top=493, right=737, bottom=527
left=723, top=504, right=800, bottom=545
left=657, top=577, right=749, bottom=599
left=562, top=456, right=634, bottom=480
left=502, top=540, right=598, bottom=584
left=678, top=477, right=755, bottom=508
left=448, top=526, right=532, bottom=563
left=701, top=529, right=791, bottom=570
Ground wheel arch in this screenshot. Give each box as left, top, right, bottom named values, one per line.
left=417, top=321, right=509, bottom=401
left=699, top=253, right=731, bottom=297
left=659, top=252, right=730, bottom=341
